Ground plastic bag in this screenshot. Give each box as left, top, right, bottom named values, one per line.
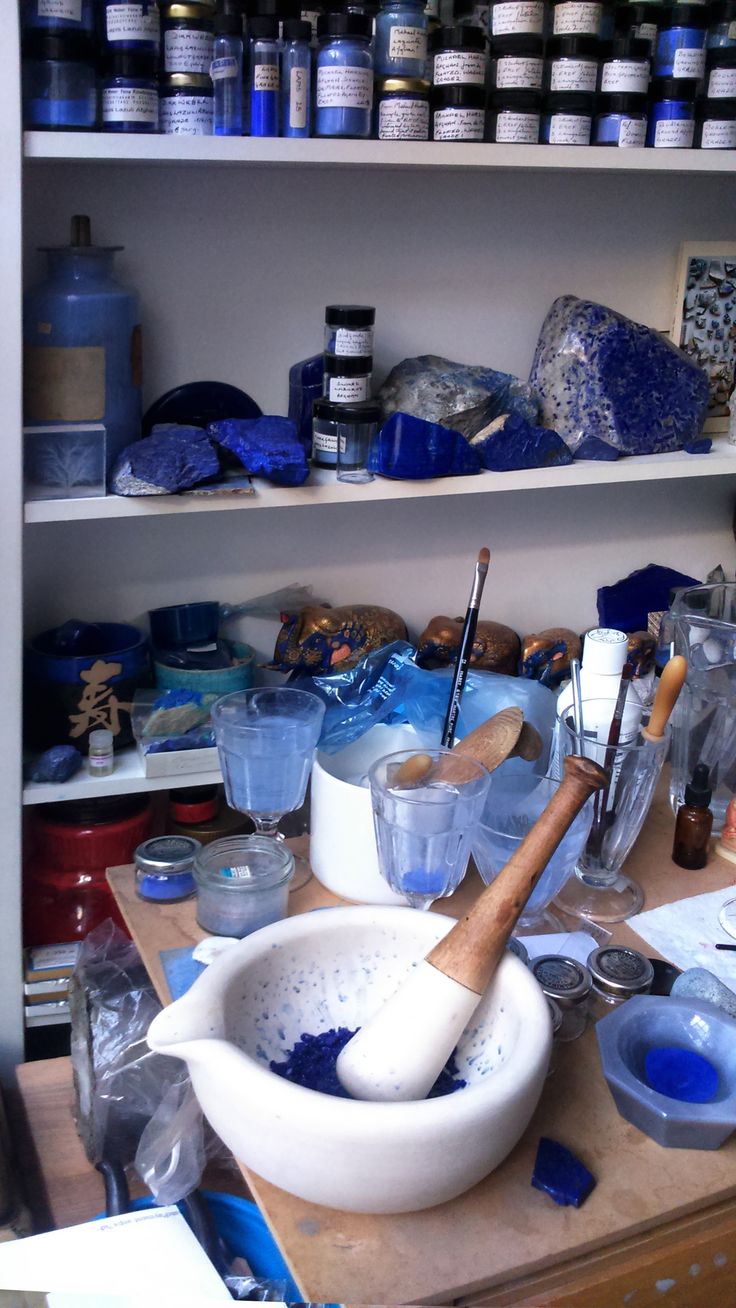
left=134, top=1076, right=206, bottom=1207
left=288, top=641, right=417, bottom=753
left=220, top=583, right=328, bottom=623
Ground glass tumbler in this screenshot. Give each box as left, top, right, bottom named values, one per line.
left=368, top=748, right=490, bottom=909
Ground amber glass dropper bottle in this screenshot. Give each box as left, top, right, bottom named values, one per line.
left=672, top=763, right=713, bottom=870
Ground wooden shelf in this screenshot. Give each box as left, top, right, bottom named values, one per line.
left=23, top=437, right=736, bottom=524
left=23, top=132, right=736, bottom=174
left=22, top=746, right=222, bottom=806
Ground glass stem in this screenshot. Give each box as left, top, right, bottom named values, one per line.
left=253, top=816, right=281, bottom=836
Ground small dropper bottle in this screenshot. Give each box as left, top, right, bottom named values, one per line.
left=672, top=763, right=713, bottom=870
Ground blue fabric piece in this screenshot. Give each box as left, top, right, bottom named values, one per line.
left=597, top=563, right=701, bottom=631
left=369, top=411, right=481, bottom=479
left=27, top=744, right=83, bottom=783
left=111, top=424, right=220, bottom=496
left=575, top=434, right=621, bottom=461
left=530, top=296, right=710, bottom=456
left=644, top=1046, right=719, bottom=1103
left=473, top=412, right=573, bottom=472
left=209, top=416, right=309, bottom=487
left=378, top=354, right=540, bottom=431
left=531, top=1137, right=596, bottom=1208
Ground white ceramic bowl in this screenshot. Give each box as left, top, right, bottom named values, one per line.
left=148, top=906, right=552, bottom=1214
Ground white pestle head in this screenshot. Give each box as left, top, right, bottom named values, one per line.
left=336, top=960, right=482, bottom=1102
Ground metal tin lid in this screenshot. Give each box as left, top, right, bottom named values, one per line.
left=376, top=77, right=431, bottom=94
left=507, top=936, right=529, bottom=966
left=587, top=946, right=654, bottom=998
left=161, top=73, right=214, bottom=89
left=135, top=835, right=201, bottom=874
left=531, top=955, right=592, bottom=1006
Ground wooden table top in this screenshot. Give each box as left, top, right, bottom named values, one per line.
left=107, top=790, right=736, bottom=1305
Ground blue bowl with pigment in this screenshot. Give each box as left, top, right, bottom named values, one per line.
left=149, top=602, right=221, bottom=650
left=154, top=641, right=255, bottom=696
left=25, top=620, right=149, bottom=750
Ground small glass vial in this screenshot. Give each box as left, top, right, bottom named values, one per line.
left=587, top=946, right=654, bottom=1018
left=160, top=71, right=214, bottom=132
left=212, top=9, right=244, bottom=136
left=490, top=0, right=546, bottom=38
left=646, top=75, right=697, bottom=144
left=546, top=35, right=600, bottom=92
left=161, top=3, right=215, bottom=75
left=430, top=25, right=487, bottom=86
left=599, top=34, right=650, bottom=92
left=322, top=353, right=373, bottom=402
left=672, top=763, right=713, bottom=869
left=316, top=11, right=374, bottom=139
left=615, top=2, right=661, bottom=57
left=489, top=88, right=541, bottom=139
left=376, top=76, right=431, bottom=136
left=551, top=0, right=603, bottom=38
left=102, top=52, right=159, bottom=132
left=431, top=82, right=486, bottom=138
left=324, top=304, right=376, bottom=357
left=530, top=955, right=592, bottom=1041
left=696, top=94, right=736, bottom=145
left=492, top=35, right=545, bottom=91
left=653, top=4, right=707, bottom=80
left=249, top=15, right=280, bottom=137
left=22, top=32, right=98, bottom=130
left=541, top=89, right=594, bottom=140
left=88, top=728, right=114, bottom=777
left=335, top=399, right=382, bottom=483
left=707, top=0, right=736, bottom=50
left=135, top=834, right=201, bottom=903
left=706, top=46, right=736, bottom=96
left=593, top=91, right=647, bottom=142
left=375, top=0, right=429, bottom=78
left=102, top=0, right=160, bottom=53
left=282, top=18, right=312, bottom=137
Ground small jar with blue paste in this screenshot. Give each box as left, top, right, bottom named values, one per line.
left=492, top=34, right=545, bottom=91
left=22, top=0, right=95, bottom=36
left=430, top=25, right=487, bottom=86
left=376, top=76, right=431, bottom=137
left=375, top=0, right=429, bottom=77
left=316, top=11, right=374, bottom=138
left=546, top=35, right=600, bottom=92
left=490, top=0, right=545, bottom=39
left=599, top=35, right=650, bottom=93
left=135, top=834, right=200, bottom=903
left=707, top=0, right=736, bottom=50
left=102, top=51, right=159, bottom=131
left=695, top=94, right=736, bottom=145
left=653, top=5, right=707, bottom=81
left=646, top=74, right=697, bottom=144
left=489, top=88, right=541, bottom=139
left=432, top=82, right=486, bottom=137
left=102, top=0, right=160, bottom=53
left=593, top=90, right=647, bottom=143
left=615, top=3, right=661, bottom=58
left=551, top=0, right=603, bottom=39
left=160, top=71, right=214, bottom=132
left=541, top=88, right=594, bottom=140
left=22, top=31, right=97, bottom=130
left=161, top=2, right=215, bottom=76
left=706, top=46, right=736, bottom=98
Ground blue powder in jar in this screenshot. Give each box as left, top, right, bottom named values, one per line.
left=270, top=1026, right=468, bottom=1098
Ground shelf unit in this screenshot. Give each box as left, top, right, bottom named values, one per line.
left=23, top=748, right=222, bottom=806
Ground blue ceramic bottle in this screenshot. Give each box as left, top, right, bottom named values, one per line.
left=249, top=15, right=280, bottom=136
left=316, top=11, right=373, bottom=137
left=375, top=0, right=428, bottom=77
left=282, top=19, right=312, bottom=137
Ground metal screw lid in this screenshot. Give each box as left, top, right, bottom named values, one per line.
left=531, top=955, right=592, bottom=1007
left=135, top=835, right=201, bottom=874
left=587, top=946, right=654, bottom=998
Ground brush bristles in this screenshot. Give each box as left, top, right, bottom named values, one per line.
left=478, top=547, right=490, bottom=570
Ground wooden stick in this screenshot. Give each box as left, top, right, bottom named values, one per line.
left=641, top=655, right=687, bottom=742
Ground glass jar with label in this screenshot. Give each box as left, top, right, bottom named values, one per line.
left=492, top=34, right=544, bottom=90
left=430, top=25, right=487, bottom=86
left=587, top=946, right=654, bottom=1018
left=282, top=18, right=311, bottom=137
left=541, top=88, right=594, bottom=140
left=599, top=34, right=650, bottom=92
left=489, top=88, right=541, bottom=138
left=706, top=46, right=736, bottom=97
left=316, top=11, right=374, bottom=137
left=102, top=51, right=159, bottom=132
left=22, top=0, right=96, bottom=37
left=102, top=0, right=160, bottom=53
left=161, top=2, right=215, bottom=75
left=546, top=35, right=600, bottom=91
left=646, top=75, right=697, bottom=143
left=249, top=15, right=280, bottom=136
left=375, top=0, right=429, bottom=77
left=530, top=955, right=592, bottom=1041
left=324, top=305, right=376, bottom=357
left=707, top=0, right=736, bottom=49
left=311, top=398, right=382, bottom=472
left=551, top=0, right=602, bottom=38
left=653, top=5, right=707, bottom=79
left=491, top=0, right=546, bottom=39
left=135, top=834, right=201, bottom=903
left=615, top=2, right=661, bottom=57
left=376, top=77, right=431, bottom=136
left=593, top=90, right=647, bottom=142
left=695, top=94, right=736, bottom=144
left=159, top=71, right=214, bottom=132
left=323, top=354, right=373, bottom=403
left=431, top=82, right=487, bottom=137
left=22, top=31, right=98, bottom=130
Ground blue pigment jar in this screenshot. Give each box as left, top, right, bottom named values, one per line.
left=22, top=32, right=97, bottom=130
left=489, top=88, right=541, bottom=139
left=161, top=2, right=215, bottom=75
left=646, top=74, right=697, bottom=143
left=706, top=46, right=736, bottom=97
left=212, top=10, right=244, bottom=136
left=695, top=94, right=736, bottom=144
left=135, top=835, right=200, bottom=903
left=432, top=82, right=486, bottom=136
left=551, top=0, right=603, bottom=38
left=615, top=3, right=661, bottom=57
left=316, top=11, right=374, bottom=138
left=654, top=5, right=707, bottom=80
left=541, top=89, right=593, bottom=140
left=593, top=90, right=647, bottom=142
left=22, top=0, right=95, bottom=35
left=324, top=305, right=375, bottom=357
left=376, top=76, right=431, bottom=136
left=491, top=35, right=544, bottom=91
left=707, top=0, right=736, bottom=50
left=249, top=16, right=280, bottom=136
left=102, top=52, right=159, bottom=131
left=281, top=18, right=312, bottom=137
left=323, top=353, right=373, bottom=402
left=159, top=71, right=214, bottom=131
left=599, top=34, right=650, bottom=92
left=490, top=0, right=545, bottom=38
left=430, top=25, right=487, bottom=86
left=546, top=35, right=600, bottom=92
left=375, top=0, right=428, bottom=76
left=102, top=0, right=160, bottom=53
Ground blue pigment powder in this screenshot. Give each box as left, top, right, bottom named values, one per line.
left=270, top=1027, right=467, bottom=1098
left=644, top=1045, right=719, bottom=1104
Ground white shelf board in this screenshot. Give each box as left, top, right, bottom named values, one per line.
left=23, top=437, right=736, bottom=524
left=23, top=746, right=222, bottom=805
left=23, top=132, right=736, bottom=175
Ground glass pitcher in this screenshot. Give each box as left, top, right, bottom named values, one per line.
left=669, top=583, right=736, bottom=834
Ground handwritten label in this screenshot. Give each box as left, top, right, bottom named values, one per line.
left=106, top=3, right=159, bottom=41
left=552, top=0, right=602, bottom=35
left=378, top=96, right=429, bottom=138
left=38, top=0, right=82, bottom=17
left=328, top=375, right=371, bottom=402
left=550, top=57, right=598, bottom=91
left=388, top=25, right=428, bottom=60
left=495, top=54, right=543, bottom=88
left=671, top=46, right=705, bottom=79
left=433, top=106, right=485, bottom=139
left=317, top=65, right=372, bottom=109
left=495, top=108, right=539, bottom=142
left=548, top=110, right=591, bottom=143
left=289, top=66, right=308, bottom=128
left=211, top=56, right=238, bottom=80
left=708, top=66, right=736, bottom=97
left=638, top=21, right=657, bottom=47
left=653, top=117, right=694, bottom=147
left=617, top=116, right=647, bottom=146
left=254, top=63, right=280, bottom=91
left=600, top=58, right=649, bottom=93
left=433, top=49, right=486, bottom=85
left=492, top=0, right=544, bottom=35
left=701, top=117, right=736, bottom=147
left=334, top=327, right=374, bottom=355
left=103, top=86, right=159, bottom=123
left=164, top=28, right=214, bottom=74
left=301, top=7, right=321, bottom=40
left=312, top=427, right=338, bottom=455
left=160, top=94, right=213, bottom=134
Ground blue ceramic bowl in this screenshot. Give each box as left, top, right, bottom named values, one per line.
left=149, top=602, right=221, bottom=649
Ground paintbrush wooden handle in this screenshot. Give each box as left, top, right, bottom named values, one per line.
left=641, top=655, right=687, bottom=742
left=425, top=755, right=608, bottom=995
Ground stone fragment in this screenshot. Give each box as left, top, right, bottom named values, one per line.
left=111, top=424, right=220, bottom=496
left=368, top=411, right=481, bottom=480
left=209, top=416, right=309, bottom=487
left=597, top=563, right=701, bottom=632
left=671, top=967, right=736, bottom=1021
left=531, top=1137, right=596, bottom=1208
left=378, top=355, right=540, bottom=430
left=27, top=745, right=83, bottom=783
left=471, top=411, right=572, bottom=472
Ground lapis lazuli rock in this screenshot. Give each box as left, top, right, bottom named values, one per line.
left=209, top=416, right=309, bottom=487
left=531, top=1137, right=596, bottom=1208
left=368, top=411, right=481, bottom=480
left=27, top=745, right=83, bottom=783
left=471, top=412, right=573, bottom=472
left=530, top=296, right=710, bottom=457
left=597, top=563, right=701, bottom=631
left=288, top=354, right=324, bottom=449
left=111, top=424, right=220, bottom=496
left=378, top=355, right=540, bottom=435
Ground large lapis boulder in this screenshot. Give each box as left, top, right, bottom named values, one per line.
left=209, top=416, right=309, bottom=487
left=471, top=412, right=573, bottom=472
left=530, top=296, right=710, bottom=458
left=111, top=424, right=220, bottom=495
left=378, top=355, right=540, bottom=436
left=368, top=411, right=481, bottom=480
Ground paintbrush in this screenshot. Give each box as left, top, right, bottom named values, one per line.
left=589, top=664, right=632, bottom=858
left=441, top=547, right=490, bottom=749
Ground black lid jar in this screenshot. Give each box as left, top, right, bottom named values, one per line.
left=490, top=0, right=545, bottom=38
left=599, top=35, right=650, bottom=93
left=324, top=304, right=375, bottom=358
left=312, top=397, right=383, bottom=469
left=541, top=89, right=594, bottom=141
left=489, top=87, right=541, bottom=139
left=646, top=75, right=698, bottom=146
left=430, top=25, right=487, bottom=85
left=159, top=72, right=214, bottom=133
left=707, top=0, right=736, bottom=51
left=322, top=353, right=373, bottom=403
left=492, top=34, right=544, bottom=89
left=161, top=2, right=215, bottom=75
left=551, top=0, right=603, bottom=39
left=695, top=94, right=736, bottom=146
left=615, top=3, right=661, bottom=55
left=102, top=51, right=159, bottom=133
left=653, top=5, right=707, bottom=81
left=706, top=46, right=736, bottom=98
left=587, top=946, right=654, bottom=1013
left=375, top=77, right=431, bottom=138
left=431, top=82, right=486, bottom=138
left=546, top=35, right=600, bottom=92
left=22, top=31, right=98, bottom=131
left=593, top=90, right=647, bottom=144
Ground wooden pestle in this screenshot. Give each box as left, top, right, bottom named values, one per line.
left=393, top=707, right=542, bottom=789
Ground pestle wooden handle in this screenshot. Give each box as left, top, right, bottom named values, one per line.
left=640, top=655, right=687, bottom=743
left=425, top=755, right=608, bottom=996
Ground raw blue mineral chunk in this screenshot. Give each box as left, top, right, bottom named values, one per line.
left=531, top=1137, right=596, bottom=1208
left=575, top=435, right=620, bottom=461
left=471, top=412, right=573, bottom=472
left=270, top=1026, right=467, bottom=1098
left=597, top=563, right=701, bottom=631
left=209, top=417, right=309, bottom=487
left=368, top=411, right=481, bottom=479
left=111, top=424, right=220, bottom=495
left=529, top=296, right=710, bottom=457
left=27, top=745, right=83, bottom=783
left=378, top=355, right=540, bottom=432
